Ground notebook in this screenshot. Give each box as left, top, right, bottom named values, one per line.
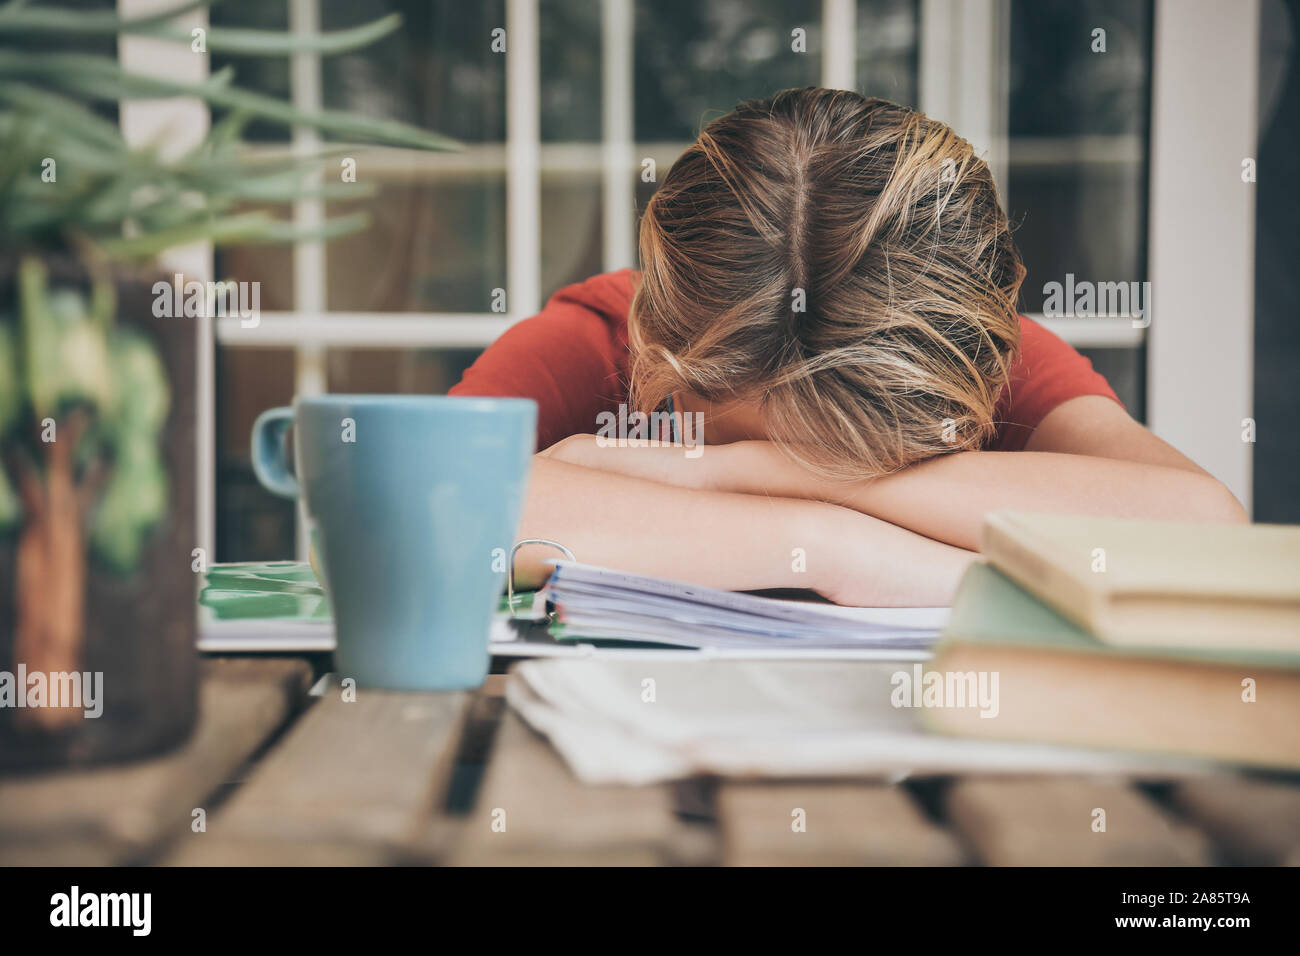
left=922, top=561, right=1300, bottom=771
left=982, top=511, right=1300, bottom=652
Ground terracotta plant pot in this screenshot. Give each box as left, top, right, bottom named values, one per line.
left=0, top=254, right=198, bottom=770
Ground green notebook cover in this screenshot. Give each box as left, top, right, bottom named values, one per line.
left=198, top=561, right=538, bottom=623
left=200, top=562, right=330, bottom=624
left=943, top=562, right=1300, bottom=670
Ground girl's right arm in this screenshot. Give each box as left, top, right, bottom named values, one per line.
left=515, top=455, right=975, bottom=606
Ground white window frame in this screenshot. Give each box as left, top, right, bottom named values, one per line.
left=117, top=0, right=1258, bottom=561
left=1146, top=0, right=1257, bottom=511
left=922, top=0, right=1257, bottom=511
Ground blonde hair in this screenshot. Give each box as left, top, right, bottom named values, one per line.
left=629, top=87, right=1026, bottom=479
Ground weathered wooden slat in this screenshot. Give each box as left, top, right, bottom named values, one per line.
left=1167, top=776, right=1300, bottom=865
left=717, top=781, right=964, bottom=866
left=400, top=683, right=507, bottom=863
left=168, top=677, right=470, bottom=865
left=946, top=777, right=1210, bottom=866
left=451, top=711, right=685, bottom=866
left=0, top=657, right=313, bottom=866
left=166, top=839, right=389, bottom=866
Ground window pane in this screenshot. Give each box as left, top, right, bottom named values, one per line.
left=856, top=0, right=920, bottom=109
left=634, top=0, right=823, bottom=142
left=324, top=178, right=506, bottom=313
left=209, top=0, right=294, bottom=289
left=1006, top=0, right=1153, bottom=417
left=324, top=348, right=482, bottom=395
left=538, top=1, right=604, bottom=288
left=631, top=0, right=920, bottom=264
left=210, top=2, right=291, bottom=143
left=218, top=211, right=297, bottom=310
left=309, top=0, right=506, bottom=313
left=1007, top=0, right=1153, bottom=307
left=319, top=0, right=506, bottom=144
left=541, top=0, right=603, bottom=142
left=541, top=172, right=603, bottom=300
left=216, top=348, right=297, bottom=562
left=315, top=1, right=507, bottom=312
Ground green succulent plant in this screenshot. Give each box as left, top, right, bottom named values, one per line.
left=0, top=0, right=460, bottom=258
left=0, top=0, right=457, bottom=726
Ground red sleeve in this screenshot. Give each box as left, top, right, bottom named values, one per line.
left=449, top=269, right=637, bottom=450
left=990, top=315, right=1125, bottom=451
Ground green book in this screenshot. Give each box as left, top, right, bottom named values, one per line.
left=943, top=561, right=1300, bottom=671
left=197, top=561, right=541, bottom=652
left=924, top=562, right=1300, bottom=771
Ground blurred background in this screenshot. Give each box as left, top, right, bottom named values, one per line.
left=106, top=0, right=1295, bottom=562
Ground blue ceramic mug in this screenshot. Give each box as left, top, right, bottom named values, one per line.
left=251, top=395, right=537, bottom=690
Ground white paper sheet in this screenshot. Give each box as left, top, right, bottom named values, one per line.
left=508, top=658, right=1218, bottom=785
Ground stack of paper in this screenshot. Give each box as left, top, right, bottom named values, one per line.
left=508, top=659, right=1215, bottom=785
left=543, top=562, right=948, bottom=655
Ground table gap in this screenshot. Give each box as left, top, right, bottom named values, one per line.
left=443, top=693, right=507, bottom=816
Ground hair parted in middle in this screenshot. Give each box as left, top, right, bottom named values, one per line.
left=629, top=87, right=1027, bottom=479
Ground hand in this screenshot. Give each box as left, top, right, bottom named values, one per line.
left=801, top=503, right=977, bottom=607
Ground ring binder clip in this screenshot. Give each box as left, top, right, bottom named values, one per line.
left=507, top=538, right=576, bottom=614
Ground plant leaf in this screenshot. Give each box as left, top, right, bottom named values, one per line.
left=141, top=14, right=404, bottom=57
left=0, top=0, right=216, bottom=34
left=0, top=52, right=462, bottom=151
left=0, top=82, right=125, bottom=150
left=0, top=4, right=403, bottom=60
left=94, top=211, right=274, bottom=258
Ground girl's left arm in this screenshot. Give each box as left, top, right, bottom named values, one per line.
left=544, top=396, right=1248, bottom=552
left=725, top=395, right=1248, bottom=551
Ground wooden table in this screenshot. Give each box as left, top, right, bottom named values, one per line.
left=2, top=656, right=1299, bottom=866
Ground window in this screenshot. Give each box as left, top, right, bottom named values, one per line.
left=1006, top=0, right=1153, bottom=417
left=111, top=0, right=1254, bottom=560
left=208, top=0, right=928, bottom=561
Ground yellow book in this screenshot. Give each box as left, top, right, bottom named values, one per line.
left=980, top=512, right=1300, bottom=653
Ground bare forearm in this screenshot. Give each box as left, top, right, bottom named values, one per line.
left=515, top=456, right=826, bottom=592
left=516, top=456, right=974, bottom=605
left=541, top=433, right=1246, bottom=554
left=778, top=449, right=1245, bottom=551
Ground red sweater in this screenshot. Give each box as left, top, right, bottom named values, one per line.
left=451, top=268, right=1122, bottom=451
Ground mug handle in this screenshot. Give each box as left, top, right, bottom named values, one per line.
left=250, top=406, right=300, bottom=499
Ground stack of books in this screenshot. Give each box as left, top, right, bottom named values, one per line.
left=925, top=513, right=1300, bottom=770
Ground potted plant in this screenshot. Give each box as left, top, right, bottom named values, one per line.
left=0, top=0, right=456, bottom=768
